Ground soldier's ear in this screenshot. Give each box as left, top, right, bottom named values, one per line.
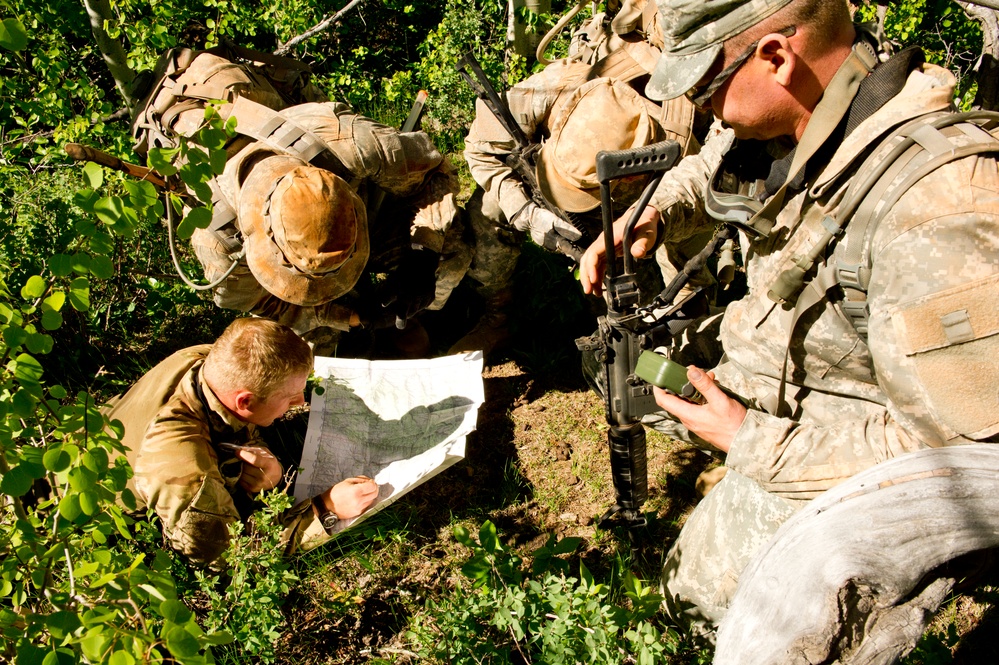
left=232, top=390, right=255, bottom=413
left=757, top=33, right=796, bottom=88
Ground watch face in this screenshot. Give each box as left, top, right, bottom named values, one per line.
left=321, top=512, right=338, bottom=531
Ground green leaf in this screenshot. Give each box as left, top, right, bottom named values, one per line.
left=43, top=447, right=71, bottom=472
left=198, top=127, right=227, bottom=151
left=210, top=148, right=227, bottom=175
left=11, top=388, right=35, bottom=418
left=0, top=17, right=28, bottom=52
left=0, top=465, right=33, bottom=496
left=40, top=310, right=62, bottom=331
left=46, top=611, right=82, bottom=640
left=69, top=277, right=90, bottom=312
left=79, top=490, right=98, bottom=516
left=108, top=651, right=135, bottom=665
left=49, top=384, right=67, bottom=399
left=120, top=489, right=137, bottom=512
left=58, top=493, right=82, bottom=521
left=89, top=255, right=114, bottom=280
left=68, top=466, right=97, bottom=491
left=160, top=598, right=192, bottom=623
left=139, top=583, right=168, bottom=602
left=14, top=353, right=43, bottom=385
left=460, top=554, right=491, bottom=581
left=93, top=196, right=126, bottom=227
left=124, top=180, right=158, bottom=208
left=187, top=206, right=212, bottom=230
left=26, top=333, right=53, bottom=355
left=479, top=520, right=500, bottom=553
left=148, top=148, right=180, bottom=176
left=49, top=254, right=73, bottom=277
left=82, top=162, right=104, bottom=189
left=67, top=253, right=90, bottom=275
left=4, top=325, right=28, bottom=348
left=20, top=275, right=46, bottom=299
left=165, top=625, right=201, bottom=659
left=552, top=536, right=582, bottom=555
left=42, top=291, right=65, bottom=312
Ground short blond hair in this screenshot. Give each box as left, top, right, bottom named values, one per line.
left=203, top=318, right=313, bottom=399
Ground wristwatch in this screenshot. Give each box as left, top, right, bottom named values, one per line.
left=312, top=495, right=339, bottom=535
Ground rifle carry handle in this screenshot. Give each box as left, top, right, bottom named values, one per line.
left=596, top=140, right=681, bottom=184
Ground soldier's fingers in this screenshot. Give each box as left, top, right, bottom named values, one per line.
left=235, top=447, right=274, bottom=467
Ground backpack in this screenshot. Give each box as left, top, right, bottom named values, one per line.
left=130, top=43, right=326, bottom=157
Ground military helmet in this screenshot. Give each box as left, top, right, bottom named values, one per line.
left=537, top=77, right=662, bottom=213
left=238, top=154, right=369, bottom=306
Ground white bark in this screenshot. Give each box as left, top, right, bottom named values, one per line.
left=715, top=445, right=999, bottom=665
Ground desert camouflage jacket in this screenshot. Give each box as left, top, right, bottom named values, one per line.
left=696, top=63, right=999, bottom=500
left=192, top=102, right=464, bottom=333
left=106, top=346, right=330, bottom=566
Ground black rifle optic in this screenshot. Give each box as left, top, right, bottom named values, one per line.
left=455, top=52, right=586, bottom=262
left=576, top=141, right=737, bottom=529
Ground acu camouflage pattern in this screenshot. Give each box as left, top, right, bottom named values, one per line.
left=646, top=62, right=999, bottom=633
left=105, top=345, right=331, bottom=567
left=192, top=101, right=471, bottom=338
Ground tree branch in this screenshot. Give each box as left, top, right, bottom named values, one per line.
left=273, top=0, right=367, bottom=56
left=83, top=0, right=138, bottom=110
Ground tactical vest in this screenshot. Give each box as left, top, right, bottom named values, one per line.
left=765, top=109, right=999, bottom=417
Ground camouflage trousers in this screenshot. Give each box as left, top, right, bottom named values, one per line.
left=660, top=469, right=799, bottom=642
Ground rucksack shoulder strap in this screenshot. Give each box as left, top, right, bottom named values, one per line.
left=835, top=110, right=999, bottom=337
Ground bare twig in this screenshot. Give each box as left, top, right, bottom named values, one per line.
left=274, top=0, right=367, bottom=56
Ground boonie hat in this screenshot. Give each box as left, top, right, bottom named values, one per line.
left=537, top=77, right=660, bottom=213
left=645, top=0, right=794, bottom=101
left=239, top=154, right=369, bottom=306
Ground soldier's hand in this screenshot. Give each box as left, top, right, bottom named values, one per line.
left=580, top=205, right=660, bottom=297
left=512, top=203, right=583, bottom=256
left=381, top=248, right=439, bottom=322
left=653, top=366, right=746, bottom=453
left=327, top=476, right=379, bottom=520
left=235, top=446, right=283, bottom=493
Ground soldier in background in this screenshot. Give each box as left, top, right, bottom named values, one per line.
left=105, top=317, right=378, bottom=569
left=132, top=47, right=471, bottom=358
left=453, top=3, right=708, bottom=356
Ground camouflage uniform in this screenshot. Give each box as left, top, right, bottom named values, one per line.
left=648, top=61, right=999, bottom=637
left=106, top=346, right=331, bottom=568
left=192, top=101, right=471, bottom=340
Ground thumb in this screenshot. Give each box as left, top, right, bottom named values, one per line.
left=686, top=366, right=725, bottom=402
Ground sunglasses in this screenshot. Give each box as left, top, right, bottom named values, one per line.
left=686, top=26, right=797, bottom=108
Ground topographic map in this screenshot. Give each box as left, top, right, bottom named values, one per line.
left=294, top=351, right=484, bottom=533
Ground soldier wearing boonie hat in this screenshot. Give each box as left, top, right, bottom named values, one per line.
left=577, top=0, right=999, bottom=650
left=454, top=53, right=702, bottom=356
left=189, top=100, right=473, bottom=358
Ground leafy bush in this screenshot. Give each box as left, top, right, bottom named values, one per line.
left=188, top=490, right=299, bottom=664
left=406, top=520, right=703, bottom=664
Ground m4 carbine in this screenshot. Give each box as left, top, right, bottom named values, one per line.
left=455, top=52, right=585, bottom=262
left=576, top=140, right=734, bottom=529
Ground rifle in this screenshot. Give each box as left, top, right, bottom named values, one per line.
left=455, top=52, right=585, bottom=262
left=576, top=139, right=727, bottom=529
